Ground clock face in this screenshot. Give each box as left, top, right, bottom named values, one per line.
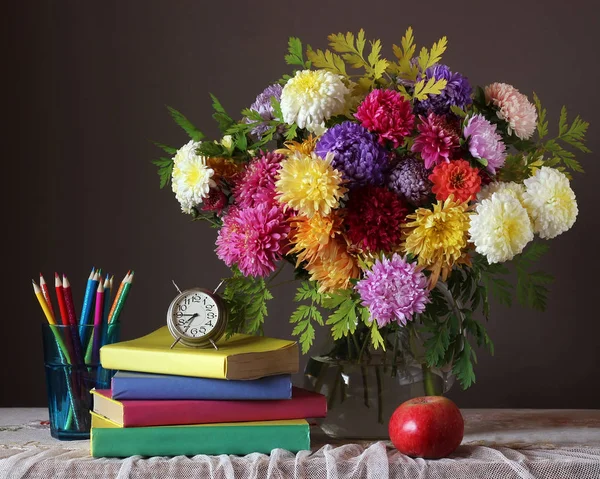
left=171, top=290, right=220, bottom=339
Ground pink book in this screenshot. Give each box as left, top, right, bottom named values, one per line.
left=91, top=386, right=327, bottom=427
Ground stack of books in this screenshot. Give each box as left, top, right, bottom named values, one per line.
left=91, top=326, right=326, bottom=457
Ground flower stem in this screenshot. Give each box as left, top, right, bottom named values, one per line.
left=422, top=363, right=441, bottom=396
left=375, top=365, right=383, bottom=424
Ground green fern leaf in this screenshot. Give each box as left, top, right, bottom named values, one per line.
left=167, top=106, right=205, bottom=141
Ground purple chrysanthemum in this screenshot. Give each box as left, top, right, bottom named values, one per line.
left=414, top=64, right=472, bottom=115
left=244, top=84, right=283, bottom=137
left=315, top=122, right=389, bottom=187
left=463, top=114, right=507, bottom=174
left=355, top=254, right=430, bottom=327
left=233, top=151, right=285, bottom=208
left=387, top=156, right=433, bottom=206
left=215, top=203, right=290, bottom=277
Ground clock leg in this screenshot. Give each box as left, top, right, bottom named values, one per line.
left=209, top=339, right=219, bottom=350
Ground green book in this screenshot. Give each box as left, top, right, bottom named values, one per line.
left=90, top=412, right=310, bottom=457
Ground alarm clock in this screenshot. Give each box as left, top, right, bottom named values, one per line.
left=166, top=286, right=228, bottom=349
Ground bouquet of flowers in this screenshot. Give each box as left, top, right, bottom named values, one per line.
left=154, top=28, right=589, bottom=392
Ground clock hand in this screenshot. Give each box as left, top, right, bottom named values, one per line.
left=170, top=313, right=199, bottom=349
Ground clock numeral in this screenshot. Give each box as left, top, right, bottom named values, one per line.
left=206, top=320, right=214, bottom=327
left=205, top=303, right=214, bottom=310
left=192, top=295, right=201, bottom=303
left=178, top=304, right=187, bottom=312
left=199, top=326, right=206, bottom=335
left=190, top=328, right=198, bottom=337
left=177, top=318, right=186, bottom=326
left=206, top=312, right=216, bottom=319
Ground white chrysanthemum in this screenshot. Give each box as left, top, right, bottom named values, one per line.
left=477, top=181, right=525, bottom=203
left=280, top=70, right=349, bottom=135
left=469, top=192, right=534, bottom=263
left=522, top=167, right=578, bottom=239
left=171, top=140, right=215, bottom=213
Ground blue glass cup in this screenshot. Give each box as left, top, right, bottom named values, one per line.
left=41, top=323, right=120, bottom=440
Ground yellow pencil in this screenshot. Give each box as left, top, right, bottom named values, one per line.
left=32, top=280, right=56, bottom=325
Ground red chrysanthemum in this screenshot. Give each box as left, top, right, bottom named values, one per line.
left=355, top=89, right=415, bottom=148
left=233, top=151, right=285, bottom=208
left=345, top=186, right=409, bottom=252
left=201, top=188, right=228, bottom=215
left=429, top=160, right=482, bottom=203
left=411, top=113, right=460, bottom=169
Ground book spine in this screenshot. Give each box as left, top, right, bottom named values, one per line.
left=112, top=374, right=292, bottom=401
left=122, top=392, right=327, bottom=427
left=91, top=422, right=310, bottom=457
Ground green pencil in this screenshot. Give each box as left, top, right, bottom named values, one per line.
left=109, top=271, right=134, bottom=324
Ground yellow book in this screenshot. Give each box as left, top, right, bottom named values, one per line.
left=99, top=326, right=299, bottom=380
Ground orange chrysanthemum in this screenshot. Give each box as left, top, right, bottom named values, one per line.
left=274, top=135, right=318, bottom=157
left=305, top=239, right=360, bottom=292
left=206, top=157, right=244, bottom=182
left=288, top=213, right=342, bottom=267
left=429, top=159, right=481, bottom=203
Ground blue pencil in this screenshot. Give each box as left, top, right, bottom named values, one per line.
left=78, top=267, right=99, bottom=343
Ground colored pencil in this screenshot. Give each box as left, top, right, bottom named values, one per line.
left=107, top=271, right=129, bottom=324
left=39, top=273, right=55, bottom=321
left=109, top=271, right=134, bottom=324
left=100, top=274, right=112, bottom=349
left=62, top=274, right=85, bottom=365
left=85, top=281, right=105, bottom=365
left=78, top=267, right=98, bottom=342
left=54, top=273, right=69, bottom=326
left=33, top=279, right=80, bottom=430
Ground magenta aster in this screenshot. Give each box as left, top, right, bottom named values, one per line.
left=411, top=113, right=460, bottom=169
left=355, top=89, right=415, bottom=148
left=463, top=114, right=507, bottom=174
left=215, top=203, right=290, bottom=277
left=345, top=186, right=408, bottom=253
left=356, top=253, right=430, bottom=327
left=233, top=151, right=285, bottom=208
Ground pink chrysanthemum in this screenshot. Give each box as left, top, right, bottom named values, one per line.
left=356, top=253, right=430, bottom=327
left=463, top=114, right=507, bottom=174
left=215, top=203, right=290, bottom=277
left=411, top=113, right=460, bottom=169
left=355, top=89, right=415, bottom=148
left=233, top=151, right=285, bottom=208
left=484, top=82, right=537, bottom=140
left=345, top=186, right=409, bottom=253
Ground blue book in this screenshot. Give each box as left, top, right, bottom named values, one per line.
left=111, top=371, right=293, bottom=400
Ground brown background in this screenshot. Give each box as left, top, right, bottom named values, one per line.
left=3, top=0, right=599, bottom=408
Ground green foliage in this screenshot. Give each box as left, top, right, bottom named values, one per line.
left=285, top=37, right=310, bottom=69
left=289, top=282, right=325, bottom=354
left=209, top=93, right=235, bottom=133
left=514, top=242, right=553, bottom=311
left=151, top=157, right=174, bottom=189
left=452, top=341, right=476, bottom=389
left=222, top=267, right=273, bottom=336
left=166, top=106, right=205, bottom=141
left=324, top=289, right=360, bottom=340
left=412, top=77, right=448, bottom=101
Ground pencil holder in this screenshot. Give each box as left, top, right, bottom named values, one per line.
left=41, top=323, right=120, bottom=440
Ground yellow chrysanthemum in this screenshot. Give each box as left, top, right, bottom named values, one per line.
left=206, top=156, right=243, bottom=182
left=276, top=152, right=347, bottom=218
left=275, top=135, right=318, bottom=157
left=305, top=239, right=360, bottom=293
left=402, top=197, right=471, bottom=287
left=288, top=213, right=342, bottom=267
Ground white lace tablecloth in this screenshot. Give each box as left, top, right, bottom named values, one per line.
left=1, top=408, right=600, bottom=478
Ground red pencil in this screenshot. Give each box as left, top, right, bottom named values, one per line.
left=54, top=273, right=69, bottom=326
left=39, top=273, right=55, bottom=322
left=62, top=274, right=78, bottom=327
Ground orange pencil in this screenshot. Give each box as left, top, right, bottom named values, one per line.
left=107, top=271, right=129, bottom=324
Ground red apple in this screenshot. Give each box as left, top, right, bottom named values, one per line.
left=388, top=396, right=464, bottom=459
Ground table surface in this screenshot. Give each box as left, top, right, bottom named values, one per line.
left=1, top=408, right=600, bottom=478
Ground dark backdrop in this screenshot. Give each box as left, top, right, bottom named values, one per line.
left=4, top=0, right=599, bottom=408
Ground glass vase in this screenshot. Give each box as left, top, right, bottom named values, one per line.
left=303, top=329, right=455, bottom=439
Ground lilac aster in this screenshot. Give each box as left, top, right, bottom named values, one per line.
left=463, top=114, right=507, bottom=174
left=414, top=64, right=472, bottom=115
left=315, top=122, right=389, bottom=187
left=244, top=84, right=283, bottom=137
left=387, top=156, right=433, bottom=206
left=355, top=254, right=430, bottom=327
